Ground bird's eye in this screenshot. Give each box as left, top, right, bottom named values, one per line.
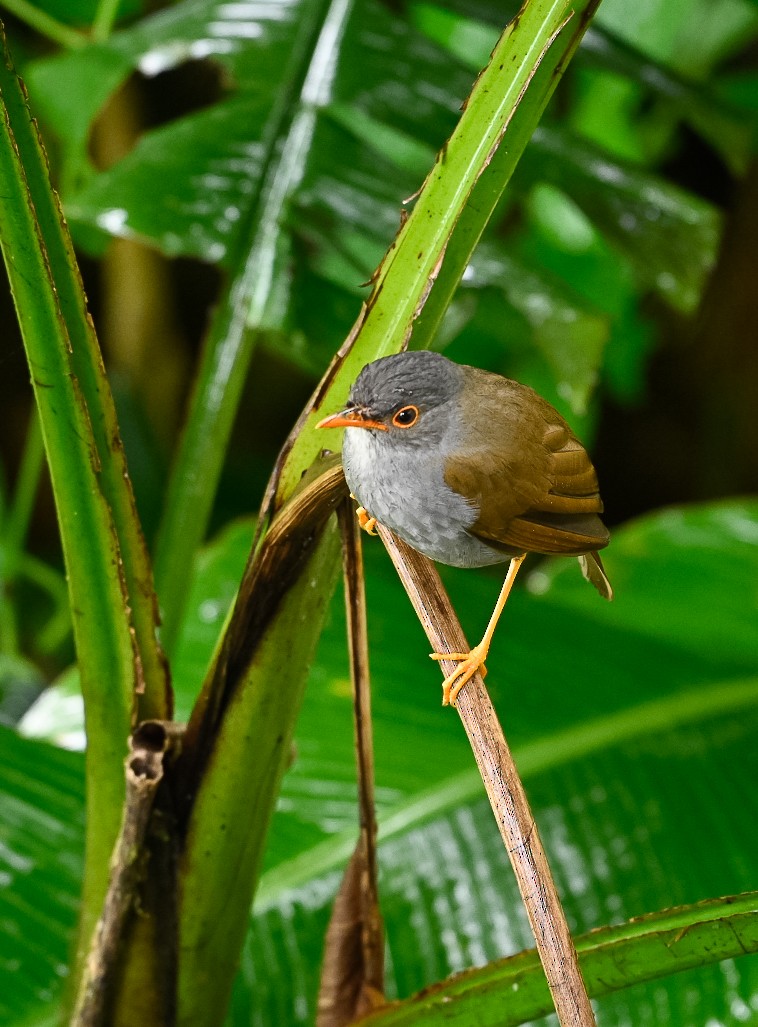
left=392, top=405, right=419, bottom=428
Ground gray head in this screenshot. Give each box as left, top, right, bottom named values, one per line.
left=344, top=351, right=463, bottom=446
left=319, top=351, right=499, bottom=568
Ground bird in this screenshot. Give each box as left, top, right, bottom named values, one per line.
left=317, top=350, right=612, bottom=704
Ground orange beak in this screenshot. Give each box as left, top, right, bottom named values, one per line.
left=316, top=408, right=388, bottom=432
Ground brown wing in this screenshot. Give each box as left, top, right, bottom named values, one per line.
left=443, top=370, right=609, bottom=557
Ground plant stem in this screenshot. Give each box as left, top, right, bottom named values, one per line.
left=316, top=502, right=385, bottom=1022
left=376, top=525, right=597, bottom=1027
left=90, top=0, right=120, bottom=43
left=0, top=0, right=87, bottom=48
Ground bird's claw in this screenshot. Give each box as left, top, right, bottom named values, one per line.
left=356, top=506, right=378, bottom=535
left=430, top=644, right=488, bottom=705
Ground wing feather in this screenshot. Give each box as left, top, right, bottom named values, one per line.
left=443, top=370, right=608, bottom=557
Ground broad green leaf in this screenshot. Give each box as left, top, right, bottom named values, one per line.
left=518, top=126, right=722, bottom=313
left=449, top=244, right=610, bottom=416
left=54, top=13, right=722, bottom=318
left=242, top=705, right=758, bottom=1024
left=0, top=726, right=84, bottom=1027
left=67, top=95, right=269, bottom=262
left=595, top=0, right=758, bottom=77
left=47, top=0, right=472, bottom=267
left=538, top=501, right=758, bottom=667
left=516, top=196, right=656, bottom=409
left=26, top=0, right=305, bottom=151
left=26, top=44, right=130, bottom=159
left=29, top=0, right=723, bottom=329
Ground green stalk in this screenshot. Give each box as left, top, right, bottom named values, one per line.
left=178, top=528, right=342, bottom=1025
left=90, top=0, right=121, bottom=43
left=0, top=24, right=167, bottom=994
left=153, top=0, right=352, bottom=655
left=0, top=0, right=86, bottom=48
left=0, top=18, right=132, bottom=954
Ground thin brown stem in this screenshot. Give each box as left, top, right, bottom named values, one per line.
left=338, top=501, right=380, bottom=883
left=316, top=503, right=385, bottom=1025
left=376, top=525, right=596, bottom=1027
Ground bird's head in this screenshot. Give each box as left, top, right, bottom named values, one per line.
left=316, top=351, right=463, bottom=449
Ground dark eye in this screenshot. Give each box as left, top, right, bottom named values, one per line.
left=392, top=405, right=419, bottom=428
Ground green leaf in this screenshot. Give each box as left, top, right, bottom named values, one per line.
left=538, top=501, right=758, bottom=667
left=23, top=0, right=139, bottom=28
left=352, top=894, right=758, bottom=1026
left=520, top=126, right=722, bottom=313
left=26, top=44, right=130, bottom=161
left=53, top=7, right=722, bottom=322
left=463, top=242, right=609, bottom=416
left=66, top=95, right=269, bottom=262
left=594, top=0, right=758, bottom=77
left=48, top=0, right=472, bottom=267
left=0, top=726, right=84, bottom=1027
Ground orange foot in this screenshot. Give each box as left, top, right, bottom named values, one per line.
left=356, top=506, right=378, bottom=535
left=430, top=643, right=488, bottom=706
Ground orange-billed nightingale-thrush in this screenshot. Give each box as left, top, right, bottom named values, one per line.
left=317, top=350, right=612, bottom=704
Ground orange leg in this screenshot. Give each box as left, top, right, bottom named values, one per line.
left=431, top=555, right=526, bottom=705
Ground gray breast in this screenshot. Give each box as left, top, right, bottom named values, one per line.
left=342, top=428, right=506, bottom=569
